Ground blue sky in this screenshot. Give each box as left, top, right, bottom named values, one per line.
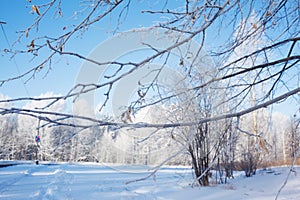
left=0, top=1, right=298, bottom=116
left=0, top=0, right=166, bottom=98
left=0, top=0, right=82, bottom=97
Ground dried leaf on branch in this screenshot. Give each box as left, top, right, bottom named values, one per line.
left=32, top=5, right=40, bottom=15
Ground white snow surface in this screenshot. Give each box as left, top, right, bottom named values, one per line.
left=0, top=161, right=299, bottom=200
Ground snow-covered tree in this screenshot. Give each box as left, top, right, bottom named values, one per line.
left=0, top=1, right=299, bottom=189
left=286, top=114, right=300, bottom=160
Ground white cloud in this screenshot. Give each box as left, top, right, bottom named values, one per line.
left=23, top=92, right=65, bottom=112
left=18, top=92, right=67, bottom=136
left=0, top=93, right=12, bottom=109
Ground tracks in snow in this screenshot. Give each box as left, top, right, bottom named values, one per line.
left=0, top=163, right=192, bottom=200
left=0, top=164, right=46, bottom=194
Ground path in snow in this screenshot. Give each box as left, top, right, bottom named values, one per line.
left=0, top=163, right=192, bottom=200
left=0, top=162, right=299, bottom=200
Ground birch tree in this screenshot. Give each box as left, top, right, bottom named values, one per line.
left=286, top=114, right=300, bottom=161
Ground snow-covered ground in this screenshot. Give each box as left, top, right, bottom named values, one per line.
left=0, top=161, right=299, bottom=200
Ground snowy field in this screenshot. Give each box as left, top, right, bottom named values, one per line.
left=0, top=161, right=299, bottom=200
